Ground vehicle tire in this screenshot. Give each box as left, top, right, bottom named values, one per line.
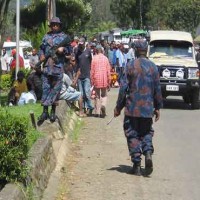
left=183, top=95, right=190, bottom=104
left=162, top=92, right=167, bottom=99
left=191, top=89, right=200, bottom=109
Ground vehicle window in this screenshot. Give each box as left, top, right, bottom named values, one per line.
left=149, top=40, right=193, bottom=58
left=4, top=47, right=15, bottom=56
left=114, top=35, right=121, bottom=40
left=23, top=47, right=32, bottom=59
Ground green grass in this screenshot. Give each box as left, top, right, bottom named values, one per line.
left=70, top=118, right=84, bottom=142
left=5, top=103, right=42, bottom=118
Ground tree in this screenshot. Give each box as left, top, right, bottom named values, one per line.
left=89, top=0, right=114, bottom=26
left=22, top=22, right=49, bottom=49
left=0, top=0, right=11, bottom=41
left=147, top=0, right=200, bottom=35
left=20, top=0, right=92, bottom=34
left=46, top=0, right=56, bottom=21
left=81, top=21, right=117, bottom=40
left=110, top=0, right=135, bottom=28
left=166, top=0, right=200, bottom=35
left=130, top=0, right=151, bottom=29
left=146, top=0, right=172, bottom=30
left=110, top=0, right=151, bottom=29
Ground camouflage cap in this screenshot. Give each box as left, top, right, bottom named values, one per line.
left=50, top=17, right=62, bottom=24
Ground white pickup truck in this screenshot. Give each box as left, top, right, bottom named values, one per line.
left=147, top=30, right=200, bottom=109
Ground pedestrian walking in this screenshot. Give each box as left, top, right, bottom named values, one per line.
left=108, top=42, right=115, bottom=68
left=74, top=37, right=94, bottom=116
left=37, top=16, right=71, bottom=124
left=127, top=42, right=136, bottom=62
left=114, top=40, right=163, bottom=176
left=90, top=45, right=111, bottom=117
left=115, top=43, right=126, bottom=84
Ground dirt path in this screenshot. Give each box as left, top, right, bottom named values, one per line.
left=46, top=89, right=200, bottom=200
left=62, top=89, right=152, bottom=200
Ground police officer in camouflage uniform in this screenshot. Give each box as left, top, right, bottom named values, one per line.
left=38, top=17, right=71, bottom=123
left=114, top=40, right=163, bottom=176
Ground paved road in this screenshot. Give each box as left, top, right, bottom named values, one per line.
left=65, top=88, right=200, bottom=200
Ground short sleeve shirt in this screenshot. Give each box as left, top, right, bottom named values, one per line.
left=76, top=48, right=92, bottom=79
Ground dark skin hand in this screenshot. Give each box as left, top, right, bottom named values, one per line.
left=114, top=107, right=121, bottom=117
left=154, top=109, right=160, bottom=122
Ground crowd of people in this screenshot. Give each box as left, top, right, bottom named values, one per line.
left=1, top=16, right=143, bottom=120
left=1, top=17, right=164, bottom=176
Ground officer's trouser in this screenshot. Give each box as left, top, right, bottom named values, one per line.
left=123, top=116, right=154, bottom=164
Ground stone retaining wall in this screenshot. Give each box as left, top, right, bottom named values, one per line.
left=0, top=101, right=73, bottom=200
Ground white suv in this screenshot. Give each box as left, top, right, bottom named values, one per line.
left=147, top=30, right=200, bottom=109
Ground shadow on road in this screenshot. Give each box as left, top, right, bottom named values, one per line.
left=163, top=98, right=191, bottom=110
left=108, top=165, right=133, bottom=174
left=108, top=165, right=152, bottom=177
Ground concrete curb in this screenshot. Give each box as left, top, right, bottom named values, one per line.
left=42, top=112, right=78, bottom=200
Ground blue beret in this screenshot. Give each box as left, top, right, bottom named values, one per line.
left=50, top=17, right=62, bottom=24
left=134, top=40, right=148, bottom=50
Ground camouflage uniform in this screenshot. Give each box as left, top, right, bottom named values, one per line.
left=39, top=31, right=70, bottom=106
left=37, top=17, right=71, bottom=124
left=116, top=57, right=163, bottom=164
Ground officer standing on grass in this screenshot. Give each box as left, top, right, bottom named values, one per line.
left=114, top=40, right=163, bottom=176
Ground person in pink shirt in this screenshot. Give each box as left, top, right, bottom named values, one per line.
left=90, top=45, right=111, bottom=118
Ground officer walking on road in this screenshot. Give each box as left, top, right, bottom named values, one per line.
left=114, top=40, right=163, bottom=176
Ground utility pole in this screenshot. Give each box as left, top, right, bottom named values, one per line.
left=16, top=0, right=20, bottom=80
left=139, top=0, right=143, bottom=29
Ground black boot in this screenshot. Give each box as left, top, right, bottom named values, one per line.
left=100, top=106, right=106, bottom=118
left=145, top=151, right=153, bottom=176
left=49, top=105, right=57, bottom=122
left=38, top=106, right=49, bottom=124
left=132, top=162, right=141, bottom=176
left=86, top=108, right=94, bottom=116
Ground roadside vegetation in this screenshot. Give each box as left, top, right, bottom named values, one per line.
left=70, top=118, right=84, bottom=143
left=0, top=104, right=43, bottom=189
left=0, top=68, right=43, bottom=189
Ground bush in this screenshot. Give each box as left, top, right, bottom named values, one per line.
left=1, top=74, right=12, bottom=91
left=0, top=108, right=29, bottom=183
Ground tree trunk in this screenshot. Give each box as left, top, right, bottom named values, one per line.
left=46, top=0, right=56, bottom=23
